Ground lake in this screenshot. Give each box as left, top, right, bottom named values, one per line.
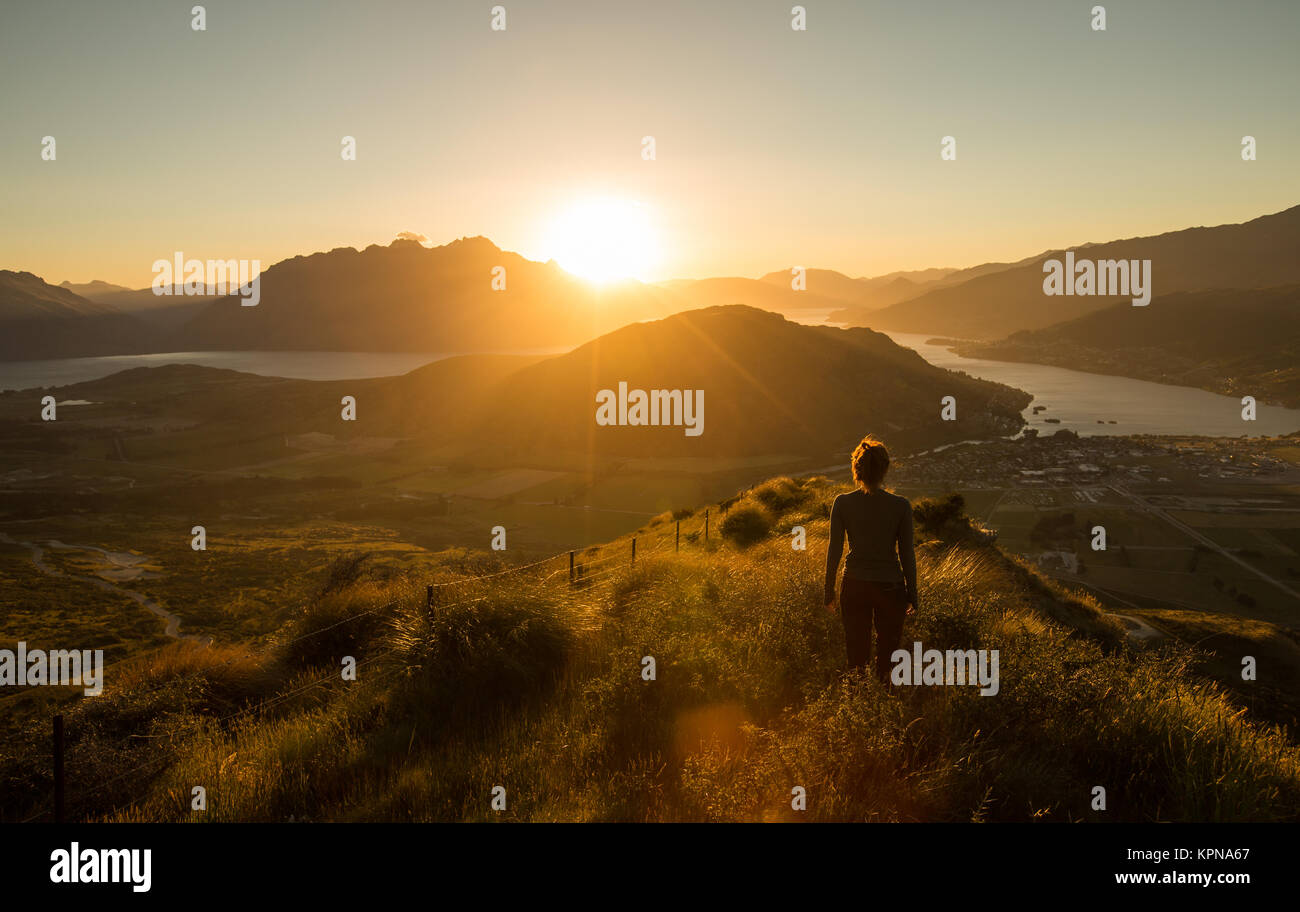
left=0, top=348, right=568, bottom=391
left=883, top=332, right=1300, bottom=438
left=3, top=330, right=1298, bottom=439
left=784, top=310, right=1300, bottom=436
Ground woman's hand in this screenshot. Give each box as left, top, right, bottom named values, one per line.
left=905, top=603, right=916, bottom=616
left=825, top=599, right=836, bottom=615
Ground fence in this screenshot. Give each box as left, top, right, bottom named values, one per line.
left=16, top=509, right=713, bottom=824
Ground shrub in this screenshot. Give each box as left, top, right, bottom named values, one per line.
left=320, top=553, right=371, bottom=595
left=750, top=476, right=808, bottom=514
left=910, top=493, right=997, bottom=548
left=279, top=577, right=404, bottom=668
left=390, top=590, right=572, bottom=715
left=913, top=493, right=967, bottom=537
left=720, top=504, right=772, bottom=546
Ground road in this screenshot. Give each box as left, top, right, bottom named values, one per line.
left=1106, top=483, right=1300, bottom=601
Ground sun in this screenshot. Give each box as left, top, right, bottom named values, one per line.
left=546, top=197, right=660, bottom=284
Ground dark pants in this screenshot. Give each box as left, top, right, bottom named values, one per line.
left=840, top=578, right=908, bottom=684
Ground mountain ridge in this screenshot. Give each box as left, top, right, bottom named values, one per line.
left=0, top=271, right=156, bottom=361
left=953, top=283, right=1300, bottom=407
left=832, top=204, right=1300, bottom=339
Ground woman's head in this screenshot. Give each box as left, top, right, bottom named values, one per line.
left=851, top=436, right=890, bottom=490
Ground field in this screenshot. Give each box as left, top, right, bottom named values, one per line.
left=890, top=434, right=1300, bottom=730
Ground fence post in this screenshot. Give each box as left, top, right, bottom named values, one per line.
left=675, top=521, right=680, bottom=552
left=569, top=551, right=575, bottom=586
left=631, top=537, right=636, bottom=565
left=705, top=509, right=709, bottom=543
left=426, top=584, right=436, bottom=622
left=53, top=715, right=64, bottom=824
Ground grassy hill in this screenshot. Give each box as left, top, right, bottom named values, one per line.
left=427, top=305, right=1031, bottom=457
left=953, top=284, right=1300, bottom=407
left=4, top=475, right=1298, bottom=823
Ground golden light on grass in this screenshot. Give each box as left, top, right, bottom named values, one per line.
left=545, top=197, right=660, bottom=284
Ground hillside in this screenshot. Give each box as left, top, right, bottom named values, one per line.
left=5, top=475, right=1298, bottom=823
left=0, top=271, right=156, bottom=361
left=954, top=284, right=1300, bottom=407
left=381, top=305, right=1032, bottom=457
left=834, top=205, right=1300, bottom=339
left=170, top=236, right=683, bottom=353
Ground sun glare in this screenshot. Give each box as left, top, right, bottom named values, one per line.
left=546, top=198, right=660, bottom=284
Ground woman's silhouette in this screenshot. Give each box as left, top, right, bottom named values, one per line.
left=824, top=436, right=917, bottom=684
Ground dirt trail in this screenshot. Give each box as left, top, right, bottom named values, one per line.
left=0, top=532, right=212, bottom=645
left=1110, top=613, right=1165, bottom=642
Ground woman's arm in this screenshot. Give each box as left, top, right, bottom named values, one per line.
left=824, top=496, right=844, bottom=606
left=898, top=501, right=918, bottom=610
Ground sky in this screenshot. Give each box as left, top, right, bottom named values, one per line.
left=2, top=0, right=1297, bottom=287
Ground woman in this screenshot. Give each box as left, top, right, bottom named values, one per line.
left=824, top=435, right=918, bottom=684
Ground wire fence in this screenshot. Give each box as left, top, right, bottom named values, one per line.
left=13, top=512, right=714, bottom=823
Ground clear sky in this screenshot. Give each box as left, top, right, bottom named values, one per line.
left=2, top=0, right=1297, bottom=287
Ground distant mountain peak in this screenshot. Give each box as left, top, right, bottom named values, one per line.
left=59, top=279, right=133, bottom=297
left=392, top=232, right=430, bottom=246
left=444, top=235, right=501, bottom=252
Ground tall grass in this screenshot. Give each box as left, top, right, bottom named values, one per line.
left=5, top=475, right=1297, bottom=822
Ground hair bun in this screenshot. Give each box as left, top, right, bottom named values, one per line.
left=851, top=435, right=891, bottom=489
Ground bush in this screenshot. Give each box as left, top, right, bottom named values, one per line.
left=720, top=503, right=772, bottom=546
left=390, top=591, right=572, bottom=714
left=913, top=493, right=966, bottom=536
left=750, top=476, right=808, bottom=514
left=279, top=574, right=404, bottom=668
left=320, top=553, right=371, bottom=595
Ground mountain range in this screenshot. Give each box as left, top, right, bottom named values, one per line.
left=168, top=237, right=689, bottom=354
left=4, top=204, right=1298, bottom=408
left=831, top=204, right=1300, bottom=339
